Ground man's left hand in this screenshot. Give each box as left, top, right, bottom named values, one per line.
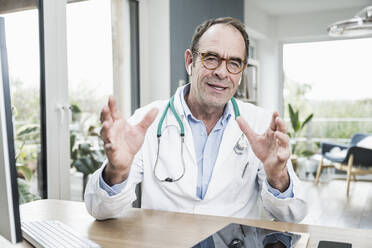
left=237, top=112, right=290, bottom=192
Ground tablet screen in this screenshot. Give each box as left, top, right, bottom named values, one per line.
left=192, top=223, right=308, bottom=248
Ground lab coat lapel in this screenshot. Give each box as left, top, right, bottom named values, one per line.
left=161, top=86, right=198, bottom=200
left=214, top=116, right=242, bottom=171
left=204, top=101, right=242, bottom=199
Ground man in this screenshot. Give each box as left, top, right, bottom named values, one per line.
left=85, top=17, right=307, bottom=223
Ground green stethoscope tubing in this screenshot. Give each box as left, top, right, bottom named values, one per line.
left=154, top=95, right=241, bottom=182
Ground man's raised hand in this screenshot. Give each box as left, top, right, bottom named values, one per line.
left=236, top=112, right=290, bottom=192
left=100, top=96, right=158, bottom=185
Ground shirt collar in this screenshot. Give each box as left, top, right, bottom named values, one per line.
left=179, top=84, right=232, bottom=127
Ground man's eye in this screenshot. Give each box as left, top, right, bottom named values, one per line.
left=204, top=55, right=219, bottom=61
left=229, top=61, right=241, bottom=68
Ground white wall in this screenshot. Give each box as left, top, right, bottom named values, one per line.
left=139, top=0, right=170, bottom=106
left=244, top=1, right=272, bottom=40
left=256, top=39, right=281, bottom=113
left=245, top=1, right=281, bottom=112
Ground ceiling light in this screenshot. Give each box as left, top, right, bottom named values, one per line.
left=328, top=6, right=372, bottom=37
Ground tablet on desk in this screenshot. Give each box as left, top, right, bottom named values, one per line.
left=192, top=223, right=309, bottom=248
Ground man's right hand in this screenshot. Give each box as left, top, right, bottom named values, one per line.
left=100, top=96, right=158, bottom=186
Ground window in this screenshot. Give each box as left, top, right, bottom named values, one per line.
left=1, top=9, right=42, bottom=203
left=283, top=38, right=372, bottom=156
left=66, top=0, right=113, bottom=201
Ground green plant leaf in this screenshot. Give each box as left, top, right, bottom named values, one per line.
left=70, top=104, right=81, bottom=114
left=17, top=125, right=39, bottom=137
left=294, top=110, right=300, bottom=132
left=73, top=159, right=92, bottom=175
left=288, top=104, right=298, bottom=132
left=17, top=178, right=40, bottom=205
left=16, top=165, right=33, bottom=181
left=78, top=143, right=92, bottom=156
left=70, top=133, right=76, bottom=152
left=300, top=113, right=314, bottom=129
left=288, top=103, right=294, bottom=117
left=301, top=150, right=314, bottom=157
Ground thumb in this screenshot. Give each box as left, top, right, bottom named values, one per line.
left=236, top=117, right=257, bottom=144
left=137, top=108, right=159, bottom=132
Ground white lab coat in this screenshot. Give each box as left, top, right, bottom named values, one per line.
left=85, top=86, right=307, bottom=222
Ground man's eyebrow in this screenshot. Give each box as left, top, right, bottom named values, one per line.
left=204, top=51, right=219, bottom=56
left=203, top=51, right=244, bottom=61
left=229, top=56, right=243, bottom=62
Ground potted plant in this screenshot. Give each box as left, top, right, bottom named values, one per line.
left=70, top=104, right=105, bottom=198
left=296, top=149, right=319, bottom=180
left=287, top=103, right=314, bottom=172
left=14, top=123, right=41, bottom=204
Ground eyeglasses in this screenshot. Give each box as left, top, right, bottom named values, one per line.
left=194, top=51, right=246, bottom=74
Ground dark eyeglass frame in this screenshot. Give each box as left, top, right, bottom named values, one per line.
left=193, top=51, right=246, bottom=74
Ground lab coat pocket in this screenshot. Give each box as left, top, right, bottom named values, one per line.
left=235, top=149, right=257, bottom=185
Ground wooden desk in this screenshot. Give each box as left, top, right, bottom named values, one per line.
left=1, top=199, right=372, bottom=247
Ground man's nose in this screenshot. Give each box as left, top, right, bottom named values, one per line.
left=213, top=60, right=229, bottom=79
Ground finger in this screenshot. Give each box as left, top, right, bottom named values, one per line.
left=274, top=131, right=289, bottom=148
left=108, top=96, right=122, bottom=121
left=100, top=121, right=113, bottom=144
left=269, top=111, right=280, bottom=131
left=100, top=106, right=113, bottom=124
left=137, top=108, right=159, bottom=132
left=104, top=143, right=115, bottom=155
left=275, top=116, right=287, bottom=133
left=236, top=117, right=257, bottom=144
left=277, top=149, right=290, bottom=163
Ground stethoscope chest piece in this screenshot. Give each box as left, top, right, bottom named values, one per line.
left=234, top=134, right=249, bottom=155
left=228, top=238, right=244, bottom=248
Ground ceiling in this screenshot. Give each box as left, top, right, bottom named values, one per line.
left=248, top=0, right=372, bottom=15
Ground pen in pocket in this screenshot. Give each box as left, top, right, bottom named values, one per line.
left=241, top=162, right=249, bottom=178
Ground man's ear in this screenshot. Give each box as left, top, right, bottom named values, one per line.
left=185, top=49, right=193, bottom=77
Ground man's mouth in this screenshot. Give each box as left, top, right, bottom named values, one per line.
left=207, top=83, right=228, bottom=91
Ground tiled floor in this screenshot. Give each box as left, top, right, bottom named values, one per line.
left=300, top=179, right=372, bottom=230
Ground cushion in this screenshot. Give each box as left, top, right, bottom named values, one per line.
left=357, top=135, right=372, bottom=149
left=325, top=147, right=347, bottom=161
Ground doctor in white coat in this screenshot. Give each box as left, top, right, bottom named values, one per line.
left=85, top=17, right=307, bottom=223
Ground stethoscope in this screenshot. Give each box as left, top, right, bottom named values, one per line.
left=153, top=95, right=248, bottom=183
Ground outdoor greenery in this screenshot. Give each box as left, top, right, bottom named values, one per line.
left=70, top=104, right=105, bottom=197
left=18, top=178, right=40, bottom=204
left=284, top=74, right=372, bottom=156
left=10, top=78, right=106, bottom=203
left=13, top=120, right=40, bottom=204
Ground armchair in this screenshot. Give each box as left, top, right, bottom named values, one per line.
left=315, top=133, right=372, bottom=196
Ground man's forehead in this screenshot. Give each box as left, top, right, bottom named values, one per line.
left=197, top=23, right=245, bottom=57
